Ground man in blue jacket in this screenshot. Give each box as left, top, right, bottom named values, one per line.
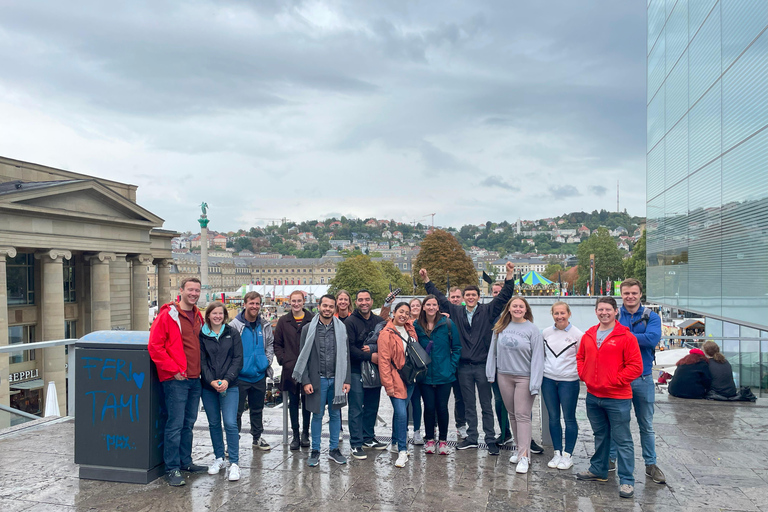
left=610, top=278, right=666, bottom=485
left=231, top=291, right=274, bottom=450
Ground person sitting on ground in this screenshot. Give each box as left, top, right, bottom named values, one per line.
left=702, top=341, right=737, bottom=399
left=668, top=348, right=712, bottom=399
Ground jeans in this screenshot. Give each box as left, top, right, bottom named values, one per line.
left=492, top=380, right=512, bottom=438
left=390, top=385, right=415, bottom=452
left=201, top=386, right=240, bottom=465
left=408, top=384, right=422, bottom=431
left=541, top=377, right=580, bottom=454
left=311, top=377, right=341, bottom=451
left=452, top=378, right=466, bottom=428
left=161, top=378, right=201, bottom=471
left=288, top=389, right=311, bottom=437
left=348, top=372, right=381, bottom=448
left=237, top=378, right=266, bottom=439
left=496, top=375, right=535, bottom=457
left=609, top=374, right=657, bottom=465
left=420, top=382, right=452, bottom=441
left=586, top=393, right=634, bottom=485
left=457, top=363, right=496, bottom=443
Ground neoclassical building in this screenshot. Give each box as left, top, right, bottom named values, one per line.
left=0, top=156, right=177, bottom=420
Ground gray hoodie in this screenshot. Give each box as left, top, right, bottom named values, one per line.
left=486, top=320, right=545, bottom=395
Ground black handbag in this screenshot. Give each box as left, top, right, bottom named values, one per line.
left=394, top=330, right=432, bottom=385
left=360, top=360, right=381, bottom=388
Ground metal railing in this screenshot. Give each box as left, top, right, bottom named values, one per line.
left=0, top=338, right=78, bottom=418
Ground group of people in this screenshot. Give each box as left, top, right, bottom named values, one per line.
left=667, top=341, right=742, bottom=400
left=148, top=269, right=669, bottom=499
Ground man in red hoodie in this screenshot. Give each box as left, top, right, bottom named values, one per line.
left=576, top=296, right=642, bottom=499
left=148, top=277, right=208, bottom=487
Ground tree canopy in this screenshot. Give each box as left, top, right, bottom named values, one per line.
left=623, top=229, right=646, bottom=292
left=414, top=229, right=477, bottom=295
left=329, top=255, right=410, bottom=306
left=576, top=227, right=625, bottom=294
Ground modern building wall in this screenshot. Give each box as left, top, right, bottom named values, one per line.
left=646, top=0, right=768, bottom=331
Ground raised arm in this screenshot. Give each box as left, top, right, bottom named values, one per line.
left=421, top=268, right=456, bottom=315
left=489, top=261, right=516, bottom=319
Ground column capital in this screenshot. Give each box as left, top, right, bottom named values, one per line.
left=154, top=258, right=173, bottom=267
left=0, top=247, right=17, bottom=258
left=129, top=254, right=154, bottom=265
left=86, top=252, right=117, bottom=263
left=34, top=249, right=72, bottom=262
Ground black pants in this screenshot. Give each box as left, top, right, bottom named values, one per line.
left=420, top=382, right=452, bottom=441
left=452, top=378, right=466, bottom=428
left=237, top=378, right=266, bottom=439
left=457, top=363, right=496, bottom=443
left=288, top=388, right=311, bottom=436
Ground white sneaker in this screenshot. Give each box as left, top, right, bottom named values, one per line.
left=395, top=451, right=409, bottom=468
left=458, top=425, right=468, bottom=438
left=413, top=431, right=424, bottom=445
left=557, top=452, right=574, bottom=470
left=208, top=458, right=226, bottom=475
left=388, top=443, right=399, bottom=453
left=547, top=450, right=562, bottom=469
left=516, top=456, right=530, bottom=474
left=509, top=450, right=519, bottom=464
left=228, top=463, right=240, bottom=481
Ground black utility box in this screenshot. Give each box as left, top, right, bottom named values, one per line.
left=74, top=331, right=166, bottom=484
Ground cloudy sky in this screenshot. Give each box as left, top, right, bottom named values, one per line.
left=0, top=1, right=646, bottom=233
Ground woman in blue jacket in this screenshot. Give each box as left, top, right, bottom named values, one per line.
left=414, top=295, right=461, bottom=455
left=199, top=302, right=243, bottom=481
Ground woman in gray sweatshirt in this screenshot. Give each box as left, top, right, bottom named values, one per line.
left=486, top=295, right=544, bottom=474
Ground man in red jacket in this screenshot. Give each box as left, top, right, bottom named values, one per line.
left=576, top=296, right=642, bottom=499
left=148, top=277, right=208, bottom=487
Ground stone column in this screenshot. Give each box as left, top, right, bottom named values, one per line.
left=156, top=259, right=172, bottom=305
left=0, top=247, right=16, bottom=423
left=87, top=252, right=117, bottom=331
left=130, top=254, right=154, bottom=331
left=35, top=249, right=72, bottom=415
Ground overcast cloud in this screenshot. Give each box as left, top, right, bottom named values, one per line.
left=0, top=1, right=646, bottom=233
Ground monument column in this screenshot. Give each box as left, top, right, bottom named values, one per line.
left=155, top=259, right=172, bottom=306
left=130, top=254, right=154, bottom=331
left=87, top=252, right=117, bottom=331
left=0, top=247, right=16, bottom=422
left=198, top=203, right=210, bottom=306
left=35, top=249, right=72, bottom=415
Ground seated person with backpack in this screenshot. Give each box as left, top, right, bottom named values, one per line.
left=668, top=349, right=712, bottom=399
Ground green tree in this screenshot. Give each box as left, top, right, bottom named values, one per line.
left=414, top=229, right=477, bottom=294
left=623, top=229, right=646, bottom=292
left=576, top=228, right=625, bottom=294
left=328, top=255, right=389, bottom=306
left=544, top=263, right=563, bottom=280
left=378, top=260, right=413, bottom=294
left=233, top=237, right=253, bottom=252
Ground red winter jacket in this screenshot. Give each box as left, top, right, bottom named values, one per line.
left=576, top=322, right=642, bottom=399
left=148, top=303, right=203, bottom=382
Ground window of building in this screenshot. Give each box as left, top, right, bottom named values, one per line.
left=63, top=258, right=76, bottom=303
left=65, top=320, right=77, bottom=339
left=8, top=325, right=36, bottom=364
left=7, top=253, right=35, bottom=306
left=320, top=278, right=325, bottom=284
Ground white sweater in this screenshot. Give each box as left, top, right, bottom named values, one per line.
left=541, top=323, right=583, bottom=381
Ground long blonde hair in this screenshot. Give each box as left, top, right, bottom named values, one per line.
left=493, top=295, right=533, bottom=333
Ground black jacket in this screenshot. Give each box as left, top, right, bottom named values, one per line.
left=425, top=278, right=515, bottom=364
left=669, top=360, right=712, bottom=399
left=199, top=323, right=244, bottom=392
left=344, top=309, right=385, bottom=373
left=274, top=309, right=314, bottom=393
left=707, top=359, right=738, bottom=398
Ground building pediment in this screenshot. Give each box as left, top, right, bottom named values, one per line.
left=0, top=179, right=163, bottom=226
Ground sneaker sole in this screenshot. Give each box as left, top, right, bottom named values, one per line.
left=576, top=475, right=608, bottom=482
left=307, top=462, right=319, bottom=467
left=351, top=453, right=367, bottom=460
left=330, top=458, right=347, bottom=465
left=619, top=492, right=634, bottom=498
left=457, top=444, right=478, bottom=450
left=557, top=464, right=574, bottom=470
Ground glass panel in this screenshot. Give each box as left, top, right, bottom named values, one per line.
left=687, top=159, right=722, bottom=318
left=666, top=0, right=688, bottom=73
left=688, top=6, right=721, bottom=106
left=722, top=32, right=768, bottom=152
left=648, top=86, right=666, bottom=151
left=721, top=0, right=768, bottom=70
left=648, top=0, right=666, bottom=54
left=665, top=115, right=688, bottom=187
left=689, top=0, right=717, bottom=41
left=688, top=81, right=721, bottom=173
left=647, top=139, right=666, bottom=199
left=664, top=179, right=689, bottom=307
left=6, top=253, right=35, bottom=306
left=665, top=53, right=688, bottom=128
left=648, top=35, right=666, bottom=103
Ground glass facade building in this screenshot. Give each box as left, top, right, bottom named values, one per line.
left=646, top=0, right=768, bottom=332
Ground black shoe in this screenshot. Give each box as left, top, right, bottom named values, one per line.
left=363, top=439, right=388, bottom=450
left=300, top=432, right=311, bottom=448
left=351, top=447, right=367, bottom=460
left=576, top=470, right=608, bottom=482
left=457, top=439, right=478, bottom=450
left=290, top=436, right=301, bottom=451
left=329, top=448, right=347, bottom=465
left=166, top=469, right=185, bottom=486
left=181, top=463, right=208, bottom=474
left=487, top=442, right=500, bottom=456
left=529, top=439, right=543, bottom=454
left=496, top=434, right=513, bottom=446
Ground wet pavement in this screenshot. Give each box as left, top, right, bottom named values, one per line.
left=0, top=390, right=766, bottom=511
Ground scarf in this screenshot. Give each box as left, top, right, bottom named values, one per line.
left=292, top=315, right=349, bottom=405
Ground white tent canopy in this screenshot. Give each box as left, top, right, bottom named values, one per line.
left=237, top=283, right=331, bottom=301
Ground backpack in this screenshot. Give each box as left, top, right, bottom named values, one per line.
left=392, top=328, right=432, bottom=385
left=360, top=321, right=388, bottom=388
left=631, top=307, right=655, bottom=362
